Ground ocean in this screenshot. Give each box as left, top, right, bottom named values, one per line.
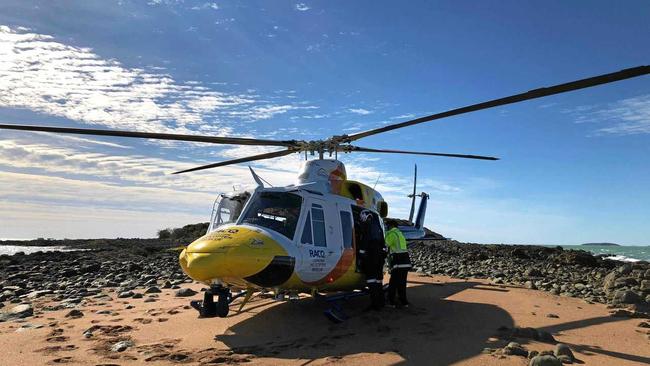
left=0, top=245, right=82, bottom=256
left=557, top=245, right=650, bottom=262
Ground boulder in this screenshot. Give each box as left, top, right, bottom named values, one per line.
left=175, top=288, right=197, bottom=297
left=529, top=354, right=562, bottom=366
left=554, top=344, right=574, bottom=361
left=64, top=309, right=84, bottom=318
left=2, top=304, right=33, bottom=320
left=612, top=289, right=642, bottom=304
left=503, top=342, right=528, bottom=357
left=640, top=280, right=650, bottom=292
left=110, top=340, right=134, bottom=352
left=145, top=286, right=161, bottom=294
left=117, top=291, right=134, bottom=299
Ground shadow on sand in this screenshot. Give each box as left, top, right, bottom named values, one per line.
left=216, top=280, right=513, bottom=365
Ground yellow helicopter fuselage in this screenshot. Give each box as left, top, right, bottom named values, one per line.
left=179, top=159, right=387, bottom=295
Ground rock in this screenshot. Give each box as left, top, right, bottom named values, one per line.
left=25, top=290, right=53, bottom=299
left=174, top=288, right=197, bottom=297
left=528, top=350, right=539, bottom=359
left=525, top=281, right=537, bottom=290
left=525, top=268, right=543, bottom=277
left=640, top=280, right=650, bottom=292
left=612, top=289, right=642, bottom=304
left=603, top=271, right=618, bottom=291
left=64, top=309, right=84, bottom=318
left=536, top=330, right=556, bottom=342
left=503, top=342, right=528, bottom=357
left=557, top=355, right=573, bottom=364
left=6, top=304, right=33, bottom=319
left=618, top=263, right=633, bottom=275
left=145, top=286, right=162, bottom=294
left=110, top=340, right=134, bottom=352
left=132, top=293, right=143, bottom=299
left=546, top=313, right=560, bottom=318
left=529, top=355, right=562, bottom=366
left=554, top=344, right=574, bottom=361
left=96, top=309, right=112, bottom=315
left=639, top=321, right=650, bottom=328
left=162, top=281, right=173, bottom=289
left=117, top=291, right=134, bottom=299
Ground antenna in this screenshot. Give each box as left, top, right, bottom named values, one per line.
left=408, top=164, right=417, bottom=222
left=373, top=173, right=382, bottom=190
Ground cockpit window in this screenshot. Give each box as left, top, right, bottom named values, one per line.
left=209, top=192, right=250, bottom=232
left=240, top=192, right=303, bottom=240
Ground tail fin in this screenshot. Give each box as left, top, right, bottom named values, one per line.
left=408, top=164, right=417, bottom=222
left=413, top=192, right=429, bottom=230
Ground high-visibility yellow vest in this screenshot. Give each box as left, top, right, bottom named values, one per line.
left=385, top=228, right=407, bottom=254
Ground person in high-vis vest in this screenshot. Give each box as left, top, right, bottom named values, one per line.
left=385, top=220, right=411, bottom=308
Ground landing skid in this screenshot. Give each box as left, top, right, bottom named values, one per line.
left=320, top=284, right=389, bottom=323
left=190, top=285, right=249, bottom=318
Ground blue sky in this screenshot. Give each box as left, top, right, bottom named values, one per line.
left=0, top=1, right=649, bottom=244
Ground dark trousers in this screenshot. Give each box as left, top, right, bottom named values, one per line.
left=364, top=261, right=385, bottom=310
left=388, top=268, right=409, bottom=305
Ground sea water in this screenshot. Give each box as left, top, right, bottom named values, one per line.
left=0, top=245, right=81, bottom=256
left=558, top=245, right=650, bottom=262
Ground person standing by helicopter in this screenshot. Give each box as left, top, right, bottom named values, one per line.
left=358, top=209, right=387, bottom=311
left=385, top=220, right=411, bottom=308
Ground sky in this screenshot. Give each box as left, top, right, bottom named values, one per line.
left=0, top=1, right=649, bottom=245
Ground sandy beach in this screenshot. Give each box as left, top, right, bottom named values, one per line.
left=1, top=273, right=649, bottom=366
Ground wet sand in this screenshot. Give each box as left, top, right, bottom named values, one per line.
left=1, top=273, right=649, bottom=366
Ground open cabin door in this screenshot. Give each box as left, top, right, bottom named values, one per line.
left=295, top=196, right=343, bottom=284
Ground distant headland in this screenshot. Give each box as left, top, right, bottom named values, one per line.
left=581, top=242, right=620, bottom=247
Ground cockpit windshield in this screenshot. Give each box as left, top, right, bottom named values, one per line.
left=240, top=191, right=302, bottom=240
left=209, top=192, right=250, bottom=232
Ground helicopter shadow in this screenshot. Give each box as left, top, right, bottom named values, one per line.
left=215, top=280, right=514, bottom=365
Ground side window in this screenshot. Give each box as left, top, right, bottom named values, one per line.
left=312, top=204, right=327, bottom=247
left=340, top=211, right=353, bottom=249
left=301, top=212, right=312, bottom=244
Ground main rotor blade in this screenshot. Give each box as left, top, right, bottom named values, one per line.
left=0, top=123, right=296, bottom=147
left=350, top=146, right=499, bottom=160
left=344, top=65, right=650, bottom=142
left=172, top=149, right=295, bottom=174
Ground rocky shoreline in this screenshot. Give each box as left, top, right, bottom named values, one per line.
left=1, top=239, right=649, bottom=322
left=410, top=240, right=650, bottom=316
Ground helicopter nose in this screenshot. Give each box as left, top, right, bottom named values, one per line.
left=179, top=226, right=295, bottom=287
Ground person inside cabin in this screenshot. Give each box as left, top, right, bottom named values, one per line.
left=385, top=220, right=412, bottom=308
left=358, top=209, right=387, bottom=311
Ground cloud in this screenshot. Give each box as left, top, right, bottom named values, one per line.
left=0, top=25, right=311, bottom=136
left=566, top=94, right=650, bottom=135
left=348, top=108, right=372, bottom=115
left=191, top=2, right=219, bottom=10
left=295, top=3, right=310, bottom=11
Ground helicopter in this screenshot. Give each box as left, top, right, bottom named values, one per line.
left=1, top=65, right=648, bottom=320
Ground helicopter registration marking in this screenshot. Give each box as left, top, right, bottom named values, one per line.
left=308, top=249, right=325, bottom=258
